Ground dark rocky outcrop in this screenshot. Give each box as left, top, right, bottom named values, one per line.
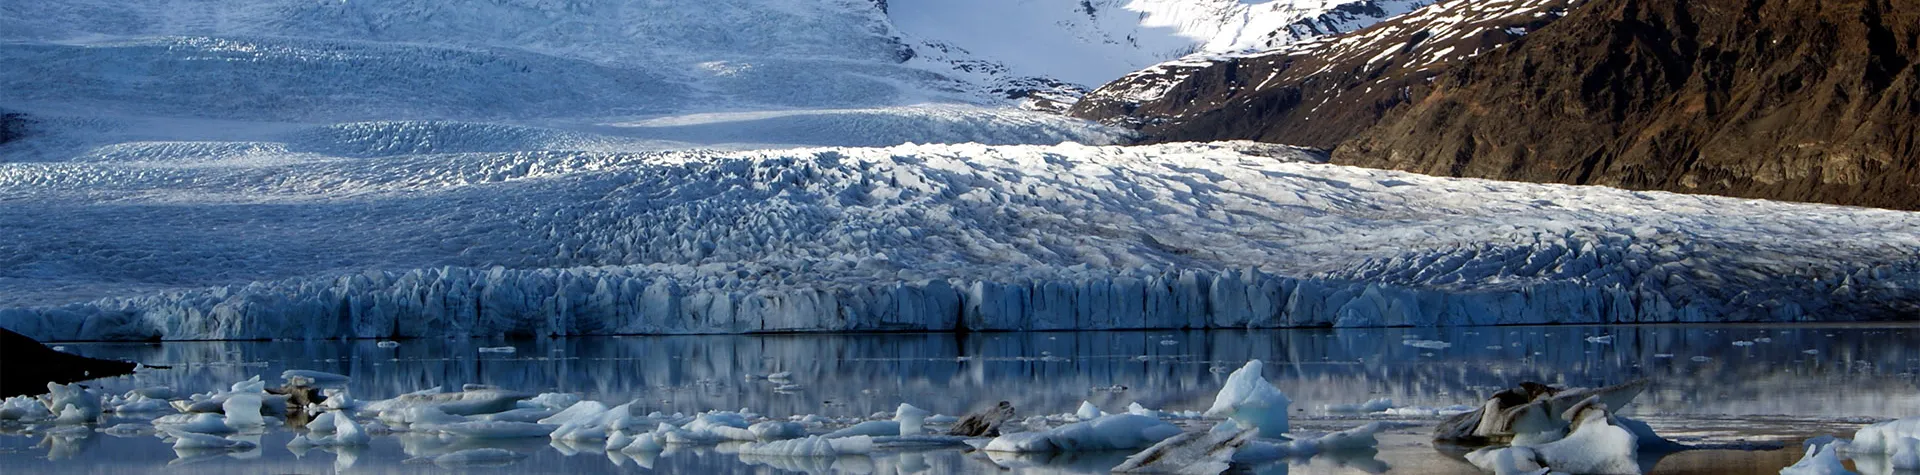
left=1075, top=0, right=1920, bottom=210
left=1337, top=0, right=1920, bottom=210
left=1, top=328, right=139, bottom=398
left=1069, top=0, right=1580, bottom=149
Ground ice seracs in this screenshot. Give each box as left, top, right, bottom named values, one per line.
left=9, top=141, right=1920, bottom=341
left=1205, top=360, right=1290, bottom=438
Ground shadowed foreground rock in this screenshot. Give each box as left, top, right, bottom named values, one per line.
left=1, top=328, right=138, bottom=398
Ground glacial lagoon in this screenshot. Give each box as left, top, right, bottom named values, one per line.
left=6, top=324, right=1919, bottom=474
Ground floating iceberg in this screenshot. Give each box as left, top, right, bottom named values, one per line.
left=1779, top=436, right=1856, bottom=475
left=1466, top=405, right=1641, bottom=475
left=1323, top=398, right=1395, bottom=413
left=983, top=414, right=1179, bottom=452
left=1851, top=417, right=1920, bottom=454
left=737, top=435, right=875, bottom=457
left=1205, top=360, right=1290, bottom=438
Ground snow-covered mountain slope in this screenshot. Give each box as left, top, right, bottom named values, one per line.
left=4, top=141, right=1917, bottom=341
left=0, top=0, right=1431, bottom=121
left=888, top=0, right=1432, bottom=89
left=1070, top=0, right=1582, bottom=148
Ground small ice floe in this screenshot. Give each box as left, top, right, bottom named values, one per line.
left=824, top=403, right=929, bottom=438
left=99, top=422, right=155, bottom=436
left=1586, top=335, right=1615, bottom=344
left=476, top=407, right=559, bottom=423
left=165, top=429, right=256, bottom=451
left=1404, top=339, right=1452, bottom=350
left=1734, top=340, right=1756, bottom=347
left=365, top=387, right=532, bottom=416
left=773, top=384, right=803, bottom=393
left=298, top=413, right=370, bottom=446
left=478, top=346, right=517, bottom=354
left=1074, top=401, right=1104, bottom=421
left=1780, top=435, right=1853, bottom=475
left=749, top=421, right=807, bottom=441
left=766, top=371, right=794, bottom=382
left=1382, top=405, right=1474, bottom=417
left=1204, top=360, right=1290, bottom=438
left=1113, top=424, right=1257, bottom=474
left=983, top=414, right=1179, bottom=452
left=1804, top=349, right=1821, bottom=355
left=1322, top=398, right=1396, bottom=414
left=524, top=392, right=582, bottom=410
left=107, top=394, right=171, bottom=413
left=154, top=413, right=234, bottom=434
left=1125, top=402, right=1166, bottom=419
left=737, top=435, right=874, bottom=456
left=281, top=370, right=349, bottom=386
left=43, top=383, right=103, bottom=425
left=1756, top=337, right=1773, bottom=343
left=376, top=340, right=400, bottom=348
left=1159, top=339, right=1178, bottom=346
left=438, top=421, right=555, bottom=439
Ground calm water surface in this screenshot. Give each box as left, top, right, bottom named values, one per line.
left=4, top=324, right=1918, bottom=474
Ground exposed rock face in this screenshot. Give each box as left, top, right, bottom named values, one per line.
left=0, top=328, right=138, bottom=398
left=1069, top=0, right=1580, bottom=149
left=1336, top=0, right=1920, bottom=210
left=1077, top=0, right=1920, bottom=210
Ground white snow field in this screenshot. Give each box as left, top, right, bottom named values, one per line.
left=3, top=140, right=1919, bottom=340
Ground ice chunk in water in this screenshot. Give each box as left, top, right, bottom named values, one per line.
left=1204, top=360, right=1291, bottom=438
left=282, top=370, right=349, bottom=386
left=166, top=429, right=256, bottom=450
left=1467, top=408, right=1639, bottom=475
left=895, top=403, right=930, bottom=435
left=983, top=414, right=1179, bottom=452
left=1075, top=401, right=1103, bottom=420
left=737, top=435, right=874, bottom=456
left=1780, top=436, right=1854, bottom=475
left=1853, top=417, right=1920, bottom=454
left=222, top=393, right=266, bottom=428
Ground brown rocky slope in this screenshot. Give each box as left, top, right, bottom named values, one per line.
left=1338, top=0, right=1920, bottom=210
left=1074, top=0, right=1920, bottom=210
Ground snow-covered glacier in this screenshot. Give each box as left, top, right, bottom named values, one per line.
left=4, top=141, right=1917, bottom=341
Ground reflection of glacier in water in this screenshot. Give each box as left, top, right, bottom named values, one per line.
left=5, top=324, right=1920, bottom=473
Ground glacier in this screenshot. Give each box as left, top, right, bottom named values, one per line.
left=3, top=140, right=1918, bottom=341
left=3, top=0, right=1920, bottom=341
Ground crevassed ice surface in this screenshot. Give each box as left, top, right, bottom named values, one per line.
left=4, top=141, right=1919, bottom=340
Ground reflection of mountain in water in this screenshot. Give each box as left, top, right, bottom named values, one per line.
left=64, top=325, right=1920, bottom=421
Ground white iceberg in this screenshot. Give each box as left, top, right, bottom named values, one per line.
left=1204, top=360, right=1290, bottom=438
left=1779, top=436, right=1854, bottom=475
left=1466, top=407, right=1640, bottom=475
